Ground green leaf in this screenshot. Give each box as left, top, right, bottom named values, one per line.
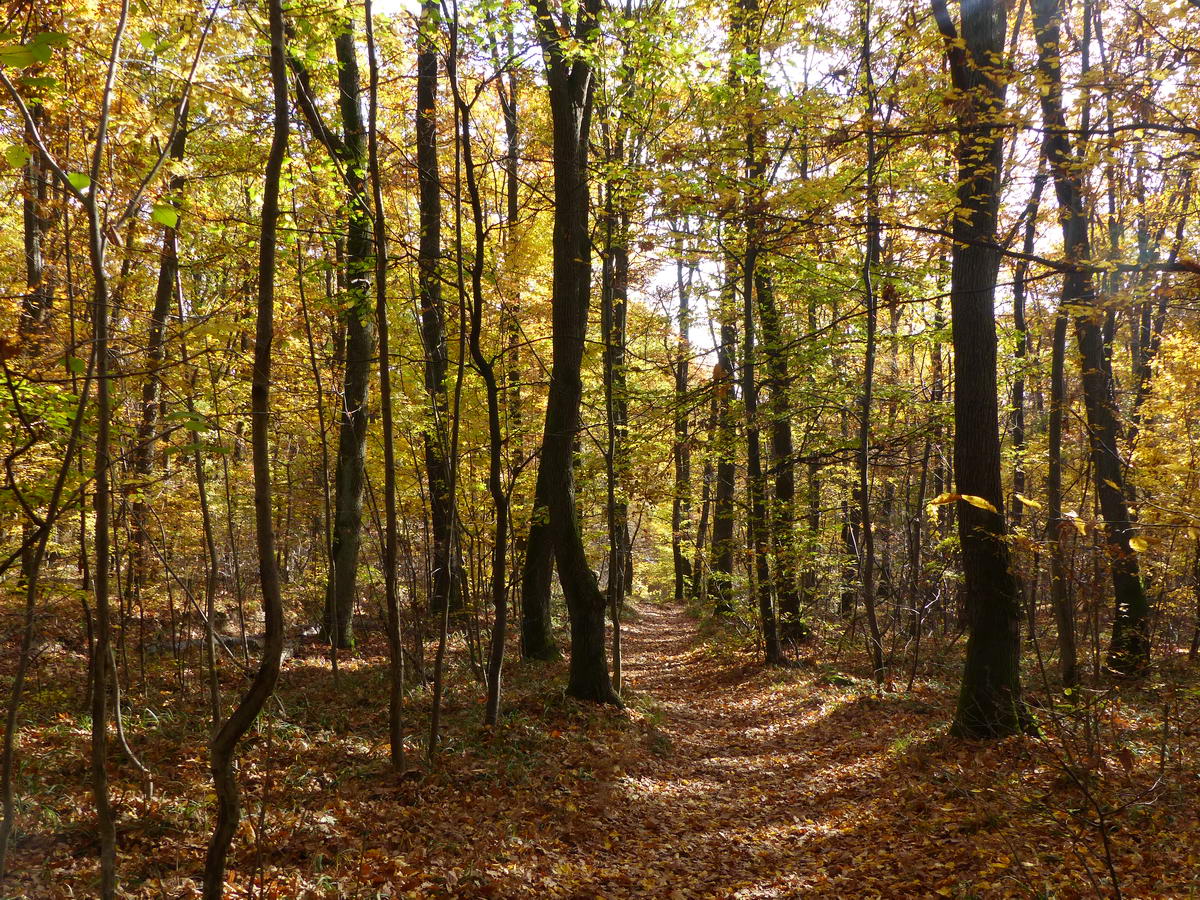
left=27, top=41, right=52, bottom=64
left=4, top=144, right=30, bottom=168
left=66, top=356, right=85, bottom=374
left=0, top=46, right=36, bottom=68
left=67, top=172, right=91, bottom=191
left=151, top=202, right=179, bottom=228
left=31, top=32, right=68, bottom=48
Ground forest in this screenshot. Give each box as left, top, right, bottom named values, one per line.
left=1, top=0, right=1200, bottom=895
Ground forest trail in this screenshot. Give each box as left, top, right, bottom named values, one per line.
left=543, top=601, right=958, bottom=898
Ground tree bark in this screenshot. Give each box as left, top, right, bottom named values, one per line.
left=932, top=0, right=1027, bottom=737
left=529, top=0, right=618, bottom=704
left=1031, top=0, right=1151, bottom=677
left=201, top=0, right=287, bottom=891
left=365, top=0, right=405, bottom=771
left=415, top=0, right=468, bottom=619
left=756, top=271, right=802, bottom=637
left=710, top=317, right=738, bottom=616
left=859, top=1, right=884, bottom=684
left=672, top=233, right=694, bottom=605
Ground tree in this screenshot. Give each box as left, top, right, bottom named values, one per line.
left=201, top=0, right=288, bottom=889
left=527, top=0, right=619, bottom=703
left=291, top=15, right=377, bottom=649
left=1031, top=0, right=1151, bottom=677
left=932, top=0, right=1028, bottom=737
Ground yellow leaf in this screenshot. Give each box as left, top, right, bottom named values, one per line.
left=1128, top=536, right=1148, bottom=552
left=927, top=492, right=960, bottom=506
left=1015, top=493, right=1042, bottom=510
left=961, top=494, right=998, bottom=513
left=926, top=493, right=997, bottom=513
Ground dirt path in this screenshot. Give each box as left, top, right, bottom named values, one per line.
left=548, top=601, right=942, bottom=898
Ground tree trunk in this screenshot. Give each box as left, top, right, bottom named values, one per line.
left=450, top=22, right=512, bottom=726
left=131, top=105, right=187, bottom=596
left=710, top=317, right=737, bottom=616
left=18, top=103, right=53, bottom=337
left=365, top=0, right=405, bottom=771
left=932, top=0, right=1026, bottom=737
left=201, top=0, right=287, bottom=892
left=1046, top=310, right=1078, bottom=688
left=1012, top=162, right=1048, bottom=643
left=601, top=187, right=631, bottom=692
left=756, top=271, right=802, bottom=637
left=415, top=0, right=467, bottom=619
left=858, top=3, right=884, bottom=684
left=672, top=233, right=694, bottom=605
left=1031, top=0, right=1151, bottom=677
left=321, top=27, right=376, bottom=649
left=529, top=0, right=617, bottom=704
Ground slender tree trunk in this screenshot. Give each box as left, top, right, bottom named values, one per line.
left=672, top=233, right=693, bottom=605
left=323, top=27, right=376, bottom=649
left=710, top=316, right=737, bottom=616
left=18, top=103, right=53, bottom=338
left=178, top=304, right=221, bottom=730
left=1047, top=310, right=1078, bottom=688
left=201, top=0, right=287, bottom=890
left=82, top=6, right=133, bottom=892
left=131, top=106, right=188, bottom=593
left=365, top=0, right=404, bottom=771
left=1190, top=539, right=1200, bottom=661
left=450, top=30, right=512, bottom=727
left=1032, top=0, right=1151, bottom=677
left=1012, top=163, right=1047, bottom=641
left=0, top=367, right=95, bottom=878
left=932, top=0, right=1027, bottom=737
left=859, top=2, right=884, bottom=684
left=601, top=187, right=631, bottom=692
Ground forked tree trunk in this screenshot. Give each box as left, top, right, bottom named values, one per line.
left=201, top=0, right=287, bottom=891
left=529, top=0, right=617, bottom=703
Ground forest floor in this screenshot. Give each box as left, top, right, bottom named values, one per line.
left=5, top=598, right=1200, bottom=898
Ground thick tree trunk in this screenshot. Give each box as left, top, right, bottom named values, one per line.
left=530, top=0, right=617, bottom=703
left=932, top=0, right=1027, bottom=737
left=1031, top=0, right=1150, bottom=677
left=415, top=0, right=467, bottom=619
left=756, top=272, right=801, bottom=637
